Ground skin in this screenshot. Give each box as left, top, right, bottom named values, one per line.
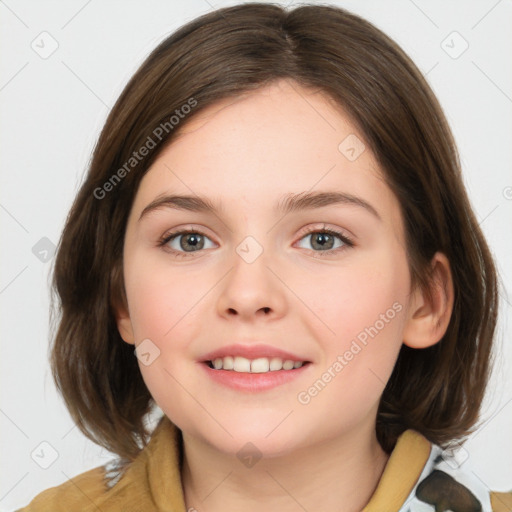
left=116, top=78, right=454, bottom=512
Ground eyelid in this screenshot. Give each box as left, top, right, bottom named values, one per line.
left=295, top=223, right=354, bottom=242
left=159, top=224, right=216, bottom=242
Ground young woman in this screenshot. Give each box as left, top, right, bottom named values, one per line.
left=18, top=3, right=511, bottom=511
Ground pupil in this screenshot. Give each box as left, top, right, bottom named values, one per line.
left=182, top=233, right=204, bottom=251
left=313, top=233, right=333, bottom=250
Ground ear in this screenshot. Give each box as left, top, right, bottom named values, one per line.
left=115, top=305, right=135, bottom=345
left=110, top=263, right=135, bottom=345
left=403, top=252, right=454, bottom=349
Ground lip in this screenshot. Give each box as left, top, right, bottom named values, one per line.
left=199, top=360, right=312, bottom=392
left=200, top=343, right=310, bottom=363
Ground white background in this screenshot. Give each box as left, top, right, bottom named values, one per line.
left=1, top=0, right=511, bottom=509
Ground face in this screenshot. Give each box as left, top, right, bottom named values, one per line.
left=117, top=78, right=416, bottom=456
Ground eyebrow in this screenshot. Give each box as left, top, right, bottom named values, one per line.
left=138, top=190, right=381, bottom=221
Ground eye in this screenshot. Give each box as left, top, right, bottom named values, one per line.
left=295, top=226, right=354, bottom=256
left=158, top=228, right=216, bottom=258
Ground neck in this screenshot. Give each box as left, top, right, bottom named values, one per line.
left=180, top=422, right=389, bottom=512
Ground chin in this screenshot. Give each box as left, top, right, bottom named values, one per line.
left=194, top=417, right=311, bottom=459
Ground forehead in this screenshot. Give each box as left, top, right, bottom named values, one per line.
left=130, top=79, right=403, bottom=234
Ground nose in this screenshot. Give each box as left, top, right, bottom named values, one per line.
left=215, top=243, right=287, bottom=322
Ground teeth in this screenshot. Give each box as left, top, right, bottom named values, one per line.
left=269, top=357, right=283, bottom=371
left=233, top=356, right=251, bottom=372
left=210, top=356, right=305, bottom=373
left=250, top=357, right=269, bottom=373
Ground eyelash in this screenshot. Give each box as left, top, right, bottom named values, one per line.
left=157, top=226, right=355, bottom=259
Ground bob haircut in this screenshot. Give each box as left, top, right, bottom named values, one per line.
left=50, top=2, right=499, bottom=463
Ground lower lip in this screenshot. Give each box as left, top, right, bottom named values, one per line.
left=199, top=361, right=312, bottom=392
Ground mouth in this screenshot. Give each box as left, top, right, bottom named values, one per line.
left=199, top=356, right=312, bottom=392
left=203, top=356, right=311, bottom=373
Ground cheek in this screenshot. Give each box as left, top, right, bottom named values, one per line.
left=297, top=293, right=405, bottom=433
left=298, top=249, right=409, bottom=407
left=123, top=258, right=208, bottom=423
left=298, top=251, right=408, bottom=352
left=124, top=252, right=206, bottom=341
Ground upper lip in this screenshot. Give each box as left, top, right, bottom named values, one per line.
left=201, top=343, right=310, bottom=362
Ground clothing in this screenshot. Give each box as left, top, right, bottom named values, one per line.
left=15, top=414, right=512, bottom=512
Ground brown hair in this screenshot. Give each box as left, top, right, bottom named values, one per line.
left=49, top=2, right=499, bottom=462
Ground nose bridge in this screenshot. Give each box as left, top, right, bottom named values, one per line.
left=229, top=231, right=275, bottom=292
left=234, top=234, right=267, bottom=266
left=229, top=196, right=296, bottom=276
left=227, top=202, right=276, bottom=266
left=216, top=229, right=286, bottom=318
